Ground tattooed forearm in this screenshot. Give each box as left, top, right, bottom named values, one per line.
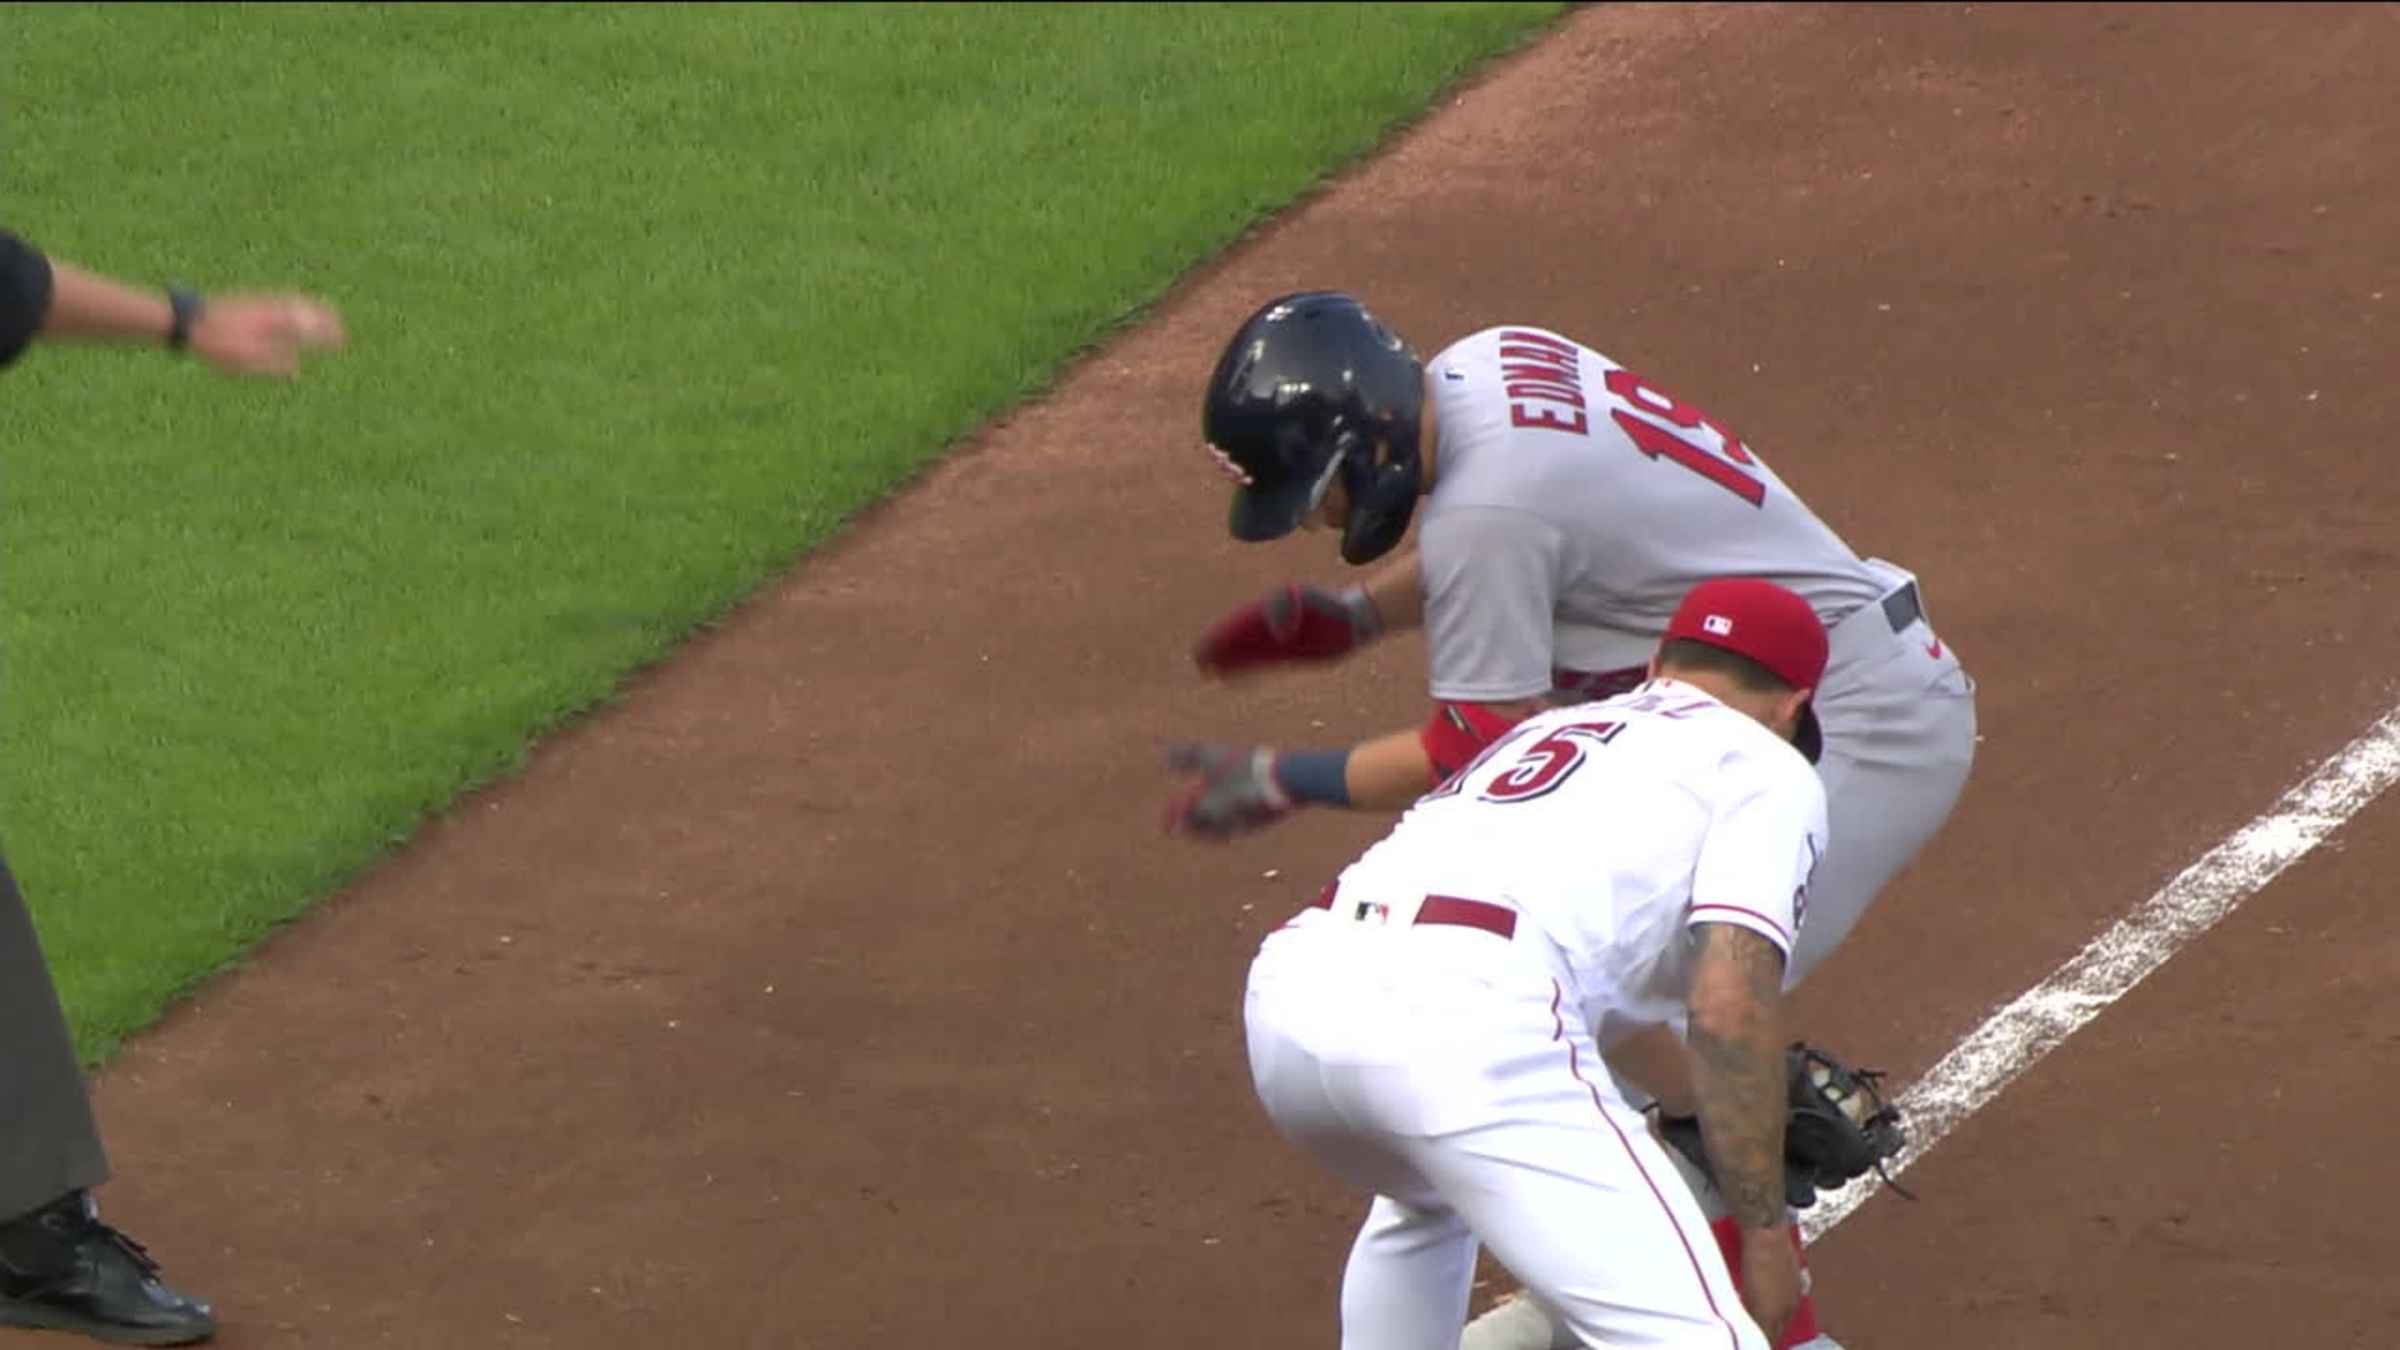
left=1684, top=923, right=1790, bottom=1230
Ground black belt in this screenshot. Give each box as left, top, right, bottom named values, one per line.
left=1311, top=885, right=1519, bottom=940
left=1880, top=580, right=1923, bottom=634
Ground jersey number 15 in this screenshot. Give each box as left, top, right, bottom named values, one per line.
left=1428, top=718, right=1627, bottom=806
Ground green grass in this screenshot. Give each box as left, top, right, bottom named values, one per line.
left=0, top=1, right=1563, bottom=1060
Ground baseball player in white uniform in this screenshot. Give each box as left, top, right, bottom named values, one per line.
left=1168, top=292, right=1978, bottom=1348
left=1244, top=576, right=1832, bottom=1348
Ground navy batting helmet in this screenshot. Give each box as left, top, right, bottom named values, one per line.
left=1200, top=291, right=1427, bottom=565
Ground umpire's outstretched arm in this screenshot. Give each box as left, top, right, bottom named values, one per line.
left=0, top=228, right=344, bottom=375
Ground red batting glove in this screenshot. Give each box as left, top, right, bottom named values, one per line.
left=1162, top=744, right=1295, bottom=841
left=1192, top=584, right=1384, bottom=677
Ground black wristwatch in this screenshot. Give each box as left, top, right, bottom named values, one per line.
left=166, top=286, right=204, bottom=351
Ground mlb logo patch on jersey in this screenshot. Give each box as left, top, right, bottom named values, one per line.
left=1702, top=614, right=1735, bottom=637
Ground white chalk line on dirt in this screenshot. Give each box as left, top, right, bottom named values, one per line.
left=1799, top=700, right=2400, bottom=1241
left=1466, top=705, right=2400, bottom=1348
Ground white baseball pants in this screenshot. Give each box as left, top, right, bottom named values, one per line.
left=1244, top=914, right=1769, bottom=1350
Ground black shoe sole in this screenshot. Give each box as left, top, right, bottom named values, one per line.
left=0, top=1298, right=216, bottom=1346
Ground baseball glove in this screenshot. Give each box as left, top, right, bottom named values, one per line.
left=1193, top=583, right=1384, bottom=677
left=1655, top=1041, right=1911, bottom=1210
left=1161, top=743, right=1294, bottom=841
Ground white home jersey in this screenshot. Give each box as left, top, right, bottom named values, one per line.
left=1419, top=326, right=1889, bottom=703
left=1325, top=679, right=1829, bottom=1035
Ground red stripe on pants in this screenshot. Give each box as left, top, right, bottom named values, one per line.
left=1550, top=982, right=1745, bottom=1350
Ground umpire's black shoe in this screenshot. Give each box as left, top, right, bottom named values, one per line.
left=0, top=1191, right=216, bottom=1346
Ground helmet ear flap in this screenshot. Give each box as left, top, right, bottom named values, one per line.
left=1337, top=430, right=1421, bottom=564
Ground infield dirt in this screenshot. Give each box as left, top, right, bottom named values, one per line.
left=32, top=5, right=2400, bottom=1347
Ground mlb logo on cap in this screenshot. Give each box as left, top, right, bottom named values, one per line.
left=1663, top=578, right=1829, bottom=693
left=1662, top=577, right=1832, bottom=763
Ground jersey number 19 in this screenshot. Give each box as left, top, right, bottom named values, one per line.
left=1602, top=367, right=1767, bottom=508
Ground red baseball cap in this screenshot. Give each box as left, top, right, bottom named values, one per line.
left=1661, top=578, right=1829, bottom=761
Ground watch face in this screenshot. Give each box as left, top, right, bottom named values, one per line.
left=167, top=287, right=205, bottom=343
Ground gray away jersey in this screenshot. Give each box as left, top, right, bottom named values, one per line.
left=1418, top=326, right=1886, bottom=703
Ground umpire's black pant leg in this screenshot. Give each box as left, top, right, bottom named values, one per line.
left=0, top=844, right=109, bottom=1222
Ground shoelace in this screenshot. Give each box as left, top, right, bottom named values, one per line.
left=34, top=1210, right=166, bottom=1283
left=86, top=1223, right=164, bottom=1280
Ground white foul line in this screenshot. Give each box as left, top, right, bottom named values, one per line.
left=1462, top=705, right=2400, bottom=1349
left=1800, top=701, right=2400, bottom=1241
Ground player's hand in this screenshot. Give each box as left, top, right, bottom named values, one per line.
left=1162, top=743, right=1294, bottom=840
left=189, top=293, right=348, bottom=378
left=1736, top=1224, right=1802, bottom=1345
left=1193, top=584, right=1383, bottom=678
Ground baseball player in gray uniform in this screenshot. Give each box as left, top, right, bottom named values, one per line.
left=1165, top=292, right=1977, bottom=1349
